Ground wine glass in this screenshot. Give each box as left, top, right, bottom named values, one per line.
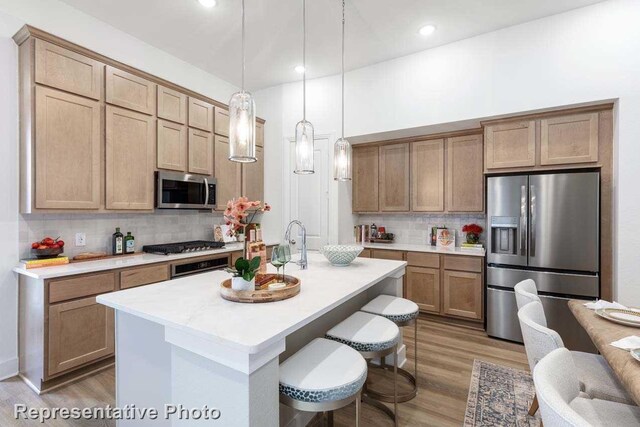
left=272, top=244, right=292, bottom=282
left=271, top=249, right=284, bottom=282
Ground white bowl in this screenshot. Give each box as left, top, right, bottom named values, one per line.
left=320, top=245, right=364, bottom=266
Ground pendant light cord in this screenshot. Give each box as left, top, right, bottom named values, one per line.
left=241, top=0, right=245, bottom=92
left=341, top=0, right=345, bottom=139
left=302, top=0, right=306, bottom=122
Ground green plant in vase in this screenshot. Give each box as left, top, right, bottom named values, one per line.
left=226, top=256, right=261, bottom=291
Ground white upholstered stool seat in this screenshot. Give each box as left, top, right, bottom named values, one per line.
left=572, top=350, right=633, bottom=404
left=279, top=338, right=367, bottom=404
left=360, top=295, right=419, bottom=323
left=326, top=311, right=400, bottom=352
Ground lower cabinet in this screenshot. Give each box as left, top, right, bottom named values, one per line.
left=406, top=266, right=440, bottom=314
left=48, top=297, right=115, bottom=376
left=442, top=270, right=483, bottom=320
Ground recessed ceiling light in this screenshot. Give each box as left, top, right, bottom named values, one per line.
left=294, top=65, right=306, bottom=74
left=198, top=0, right=217, bottom=8
left=418, top=25, right=436, bottom=36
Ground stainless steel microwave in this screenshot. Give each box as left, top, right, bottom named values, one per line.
left=156, top=171, right=216, bottom=210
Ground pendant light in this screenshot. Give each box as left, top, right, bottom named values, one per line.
left=228, top=0, right=257, bottom=163
left=334, top=0, right=352, bottom=181
left=294, top=0, right=315, bottom=174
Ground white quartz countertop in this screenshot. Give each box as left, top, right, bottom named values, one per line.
left=97, top=253, right=406, bottom=354
left=362, top=242, right=485, bottom=257
left=13, top=242, right=277, bottom=280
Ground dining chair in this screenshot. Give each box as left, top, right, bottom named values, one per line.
left=518, top=301, right=633, bottom=414
left=514, top=279, right=541, bottom=310
left=534, top=347, right=640, bottom=427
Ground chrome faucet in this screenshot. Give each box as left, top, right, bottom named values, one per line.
left=284, top=220, right=308, bottom=270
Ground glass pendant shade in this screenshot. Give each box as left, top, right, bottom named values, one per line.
left=333, top=137, right=352, bottom=181
left=228, top=90, right=257, bottom=163
left=294, top=120, right=314, bottom=174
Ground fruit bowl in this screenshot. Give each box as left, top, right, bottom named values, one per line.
left=31, top=247, right=64, bottom=259
left=320, top=245, right=364, bottom=267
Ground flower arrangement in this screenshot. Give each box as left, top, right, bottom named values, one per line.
left=462, top=223, right=483, bottom=244
left=223, top=197, right=271, bottom=238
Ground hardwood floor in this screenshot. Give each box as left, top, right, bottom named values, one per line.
left=0, top=317, right=527, bottom=426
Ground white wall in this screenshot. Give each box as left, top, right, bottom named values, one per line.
left=256, top=0, right=640, bottom=304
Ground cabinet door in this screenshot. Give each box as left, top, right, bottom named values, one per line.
left=256, top=122, right=265, bottom=147
left=484, top=121, right=535, bottom=169
left=106, top=66, right=156, bottom=115
left=188, top=129, right=213, bottom=175
left=189, top=98, right=214, bottom=132
left=411, top=139, right=444, bottom=212
left=380, top=143, right=410, bottom=212
left=541, top=113, right=598, bottom=165
left=157, top=85, right=187, bottom=124
left=214, top=107, right=229, bottom=136
left=105, top=106, right=155, bottom=210
left=214, top=136, right=241, bottom=210
left=157, top=119, right=187, bottom=171
left=35, top=39, right=103, bottom=100
left=447, top=134, right=484, bottom=212
left=442, top=270, right=482, bottom=320
left=406, top=266, right=440, bottom=314
left=352, top=146, right=379, bottom=212
left=48, top=297, right=114, bottom=377
left=371, top=249, right=404, bottom=261
left=242, top=145, right=264, bottom=202
left=35, top=86, right=101, bottom=209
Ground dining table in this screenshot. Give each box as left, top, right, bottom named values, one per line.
left=568, top=300, right=640, bottom=405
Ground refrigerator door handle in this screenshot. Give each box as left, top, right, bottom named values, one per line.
left=530, top=184, right=536, bottom=258
left=520, top=185, right=527, bottom=256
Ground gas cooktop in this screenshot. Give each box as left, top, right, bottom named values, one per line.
left=142, top=240, right=225, bottom=255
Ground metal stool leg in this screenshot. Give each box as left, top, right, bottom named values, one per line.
left=355, top=390, right=361, bottom=427
left=394, top=343, right=399, bottom=427
left=414, top=318, right=418, bottom=389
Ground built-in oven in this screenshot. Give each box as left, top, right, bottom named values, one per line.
left=170, top=254, right=230, bottom=279
left=156, top=171, right=216, bottom=209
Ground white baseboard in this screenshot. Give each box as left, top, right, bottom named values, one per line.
left=0, top=357, right=18, bottom=381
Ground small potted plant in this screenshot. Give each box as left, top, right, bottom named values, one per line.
left=462, top=224, right=483, bottom=244
left=226, top=256, right=261, bottom=291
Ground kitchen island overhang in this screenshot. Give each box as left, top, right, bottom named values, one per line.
left=97, top=253, right=406, bottom=427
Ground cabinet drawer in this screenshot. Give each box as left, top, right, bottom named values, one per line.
left=49, top=272, right=116, bottom=304
left=371, top=249, right=404, bottom=261
left=358, top=249, right=371, bottom=258
left=120, top=264, right=169, bottom=290
left=406, top=252, right=439, bottom=268
left=443, top=255, right=483, bottom=273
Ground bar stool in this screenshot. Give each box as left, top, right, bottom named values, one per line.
left=326, top=311, right=400, bottom=427
left=360, top=294, right=420, bottom=402
left=279, top=337, right=367, bottom=426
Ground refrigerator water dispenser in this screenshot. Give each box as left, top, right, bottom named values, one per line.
left=490, top=216, right=519, bottom=255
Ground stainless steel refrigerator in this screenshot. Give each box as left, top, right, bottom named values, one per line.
left=486, top=171, right=599, bottom=352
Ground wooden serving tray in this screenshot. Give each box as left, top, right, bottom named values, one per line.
left=370, top=238, right=395, bottom=244
left=220, top=274, right=300, bottom=303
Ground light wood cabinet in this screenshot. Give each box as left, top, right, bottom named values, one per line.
left=442, top=270, right=482, bottom=320
left=120, top=264, right=170, bottom=290
left=105, top=106, right=155, bottom=210
left=189, top=97, right=214, bottom=132
left=541, top=113, right=598, bottom=165
left=371, top=249, right=404, bottom=261
left=35, top=39, right=103, bottom=100
left=214, top=107, right=229, bottom=136
left=352, top=146, right=379, bottom=212
left=48, top=297, right=115, bottom=376
left=214, top=135, right=241, bottom=210
left=484, top=120, right=535, bottom=170
left=411, top=139, right=444, bottom=212
left=49, top=272, right=115, bottom=304
left=157, top=119, right=187, bottom=171
left=157, top=85, right=187, bottom=124
left=34, top=86, right=102, bottom=210
left=188, top=129, right=214, bottom=175
left=256, top=122, right=265, bottom=147
left=106, top=66, right=156, bottom=115
left=379, top=143, right=410, bottom=212
left=447, top=134, right=484, bottom=212
left=406, top=266, right=440, bottom=313
left=242, top=145, right=264, bottom=202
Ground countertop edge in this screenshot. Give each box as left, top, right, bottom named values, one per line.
left=362, top=243, right=485, bottom=257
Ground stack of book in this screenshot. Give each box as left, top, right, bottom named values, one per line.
left=19, top=256, right=69, bottom=269
left=461, top=243, right=484, bottom=249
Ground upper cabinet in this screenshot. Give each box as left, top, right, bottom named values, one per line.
left=214, top=107, right=229, bottom=136
left=157, top=85, right=187, bottom=124
left=484, top=120, right=535, bottom=170
left=540, top=113, right=598, bottom=166
left=106, top=66, right=156, bottom=115
left=35, top=39, right=104, bottom=100
left=256, top=122, right=265, bottom=147
left=411, top=139, right=444, bottom=212
left=157, top=119, right=187, bottom=172
left=379, top=143, right=410, bottom=211
left=214, top=136, right=241, bottom=210
left=188, top=129, right=214, bottom=176
left=352, top=146, right=379, bottom=212
left=447, top=134, right=484, bottom=212
left=242, top=145, right=264, bottom=202
left=189, top=98, right=214, bottom=132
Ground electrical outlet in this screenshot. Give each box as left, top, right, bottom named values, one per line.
left=75, top=233, right=86, bottom=247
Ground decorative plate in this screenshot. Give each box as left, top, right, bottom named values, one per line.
left=595, top=308, right=640, bottom=328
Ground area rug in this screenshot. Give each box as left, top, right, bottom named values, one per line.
left=464, top=360, right=541, bottom=426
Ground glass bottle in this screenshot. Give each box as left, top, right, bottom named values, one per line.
left=112, top=227, right=124, bottom=256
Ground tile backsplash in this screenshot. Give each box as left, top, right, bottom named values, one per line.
left=356, top=214, right=487, bottom=246
left=19, top=211, right=226, bottom=259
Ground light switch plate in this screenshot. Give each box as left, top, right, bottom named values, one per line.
left=75, top=233, right=86, bottom=247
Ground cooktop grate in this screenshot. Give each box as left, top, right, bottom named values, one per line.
left=142, top=240, right=225, bottom=255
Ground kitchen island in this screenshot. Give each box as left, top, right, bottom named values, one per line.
left=97, top=252, right=406, bottom=426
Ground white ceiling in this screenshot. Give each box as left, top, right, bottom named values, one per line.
left=59, top=0, right=604, bottom=90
